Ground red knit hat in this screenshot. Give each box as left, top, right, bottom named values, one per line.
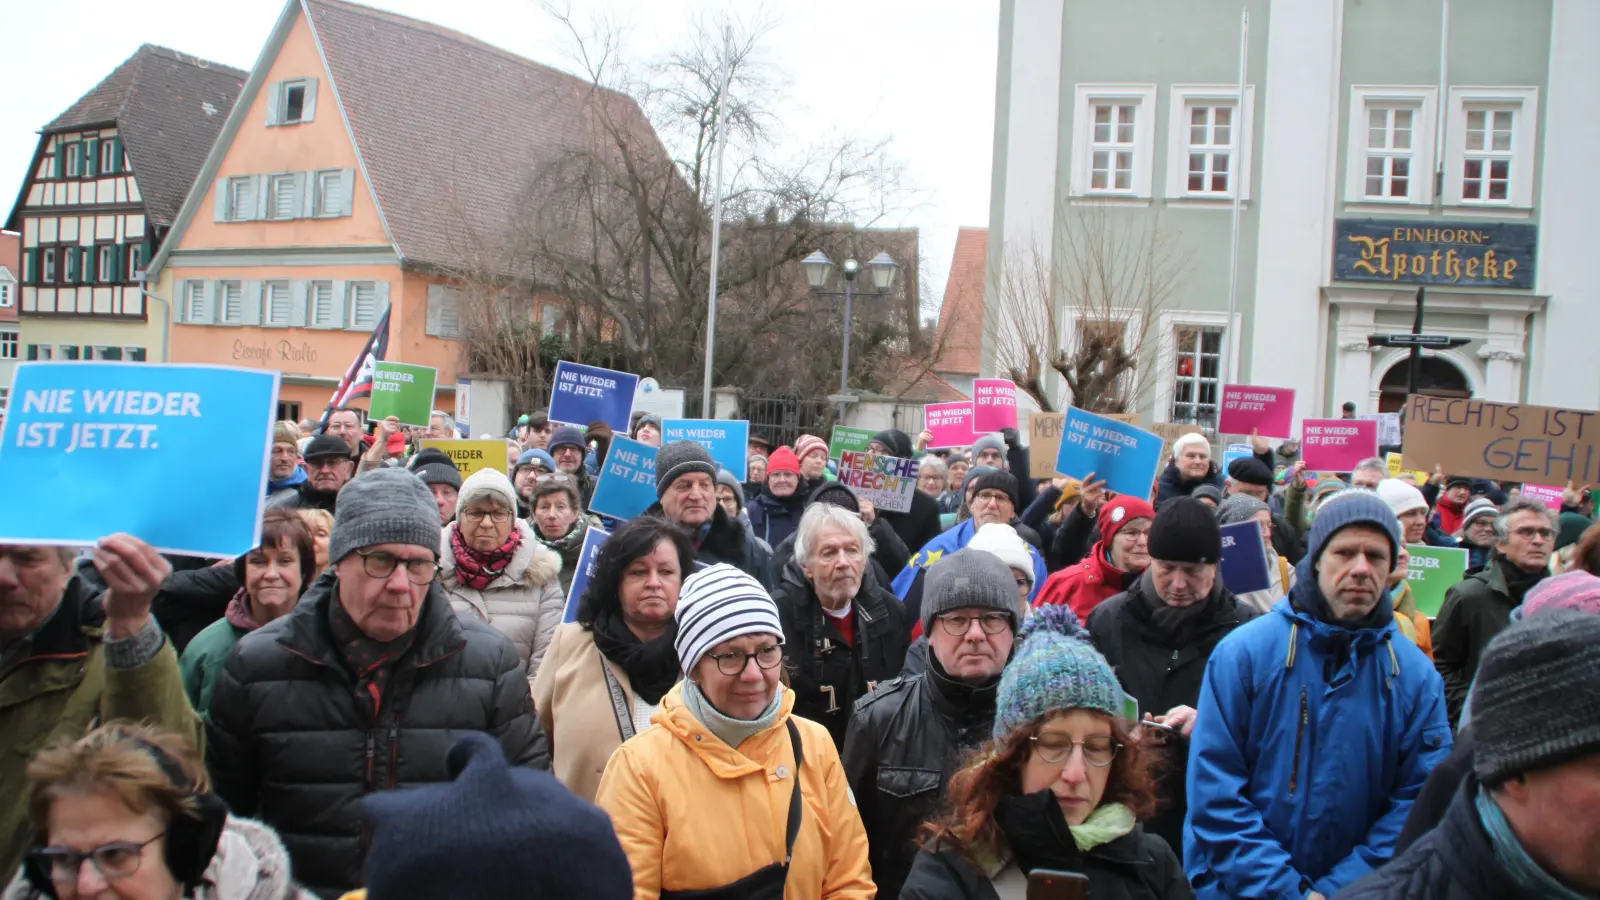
left=1098, top=495, right=1156, bottom=545
left=767, top=447, right=802, bottom=475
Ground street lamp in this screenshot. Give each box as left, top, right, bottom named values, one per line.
left=802, top=250, right=899, bottom=398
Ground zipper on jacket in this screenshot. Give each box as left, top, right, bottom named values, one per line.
left=1287, top=688, right=1308, bottom=797
left=387, top=722, right=400, bottom=789
left=363, top=732, right=376, bottom=791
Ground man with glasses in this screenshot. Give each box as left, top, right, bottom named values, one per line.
left=206, top=468, right=547, bottom=897
left=323, top=407, right=366, bottom=459
left=1433, top=497, right=1554, bottom=728
left=267, top=435, right=354, bottom=513
left=843, top=550, right=1023, bottom=899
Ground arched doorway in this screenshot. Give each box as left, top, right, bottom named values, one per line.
left=1378, top=356, right=1471, bottom=412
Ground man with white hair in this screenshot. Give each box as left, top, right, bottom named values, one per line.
left=1351, top=457, right=1387, bottom=491
left=771, top=504, right=909, bottom=749
left=426, top=411, right=456, bottom=440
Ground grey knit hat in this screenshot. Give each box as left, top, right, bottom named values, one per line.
left=1216, top=493, right=1271, bottom=527
left=654, top=440, right=717, bottom=499
left=921, top=549, right=1020, bottom=636
left=970, top=433, right=1007, bottom=461
left=329, top=467, right=443, bottom=564
left=715, top=468, right=745, bottom=509
left=1472, top=610, right=1600, bottom=785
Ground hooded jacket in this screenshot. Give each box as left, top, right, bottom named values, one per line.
left=1033, top=540, right=1135, bottom=623
left=594, top=684, right=875, bottom=899
left=438, top=520, right=566, bottom=689
left=1183, top=569, right=1452, bottom=899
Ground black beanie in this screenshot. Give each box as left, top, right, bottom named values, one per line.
left=809, top=481, right=861, bottom=514
left=1227, top=456, right=1272, bottom=487
left=1147, top=497, right=1223, bottom=564
left=967, top=469, right=1020, bottom=509
left=869, top=428, right=914, bottom=459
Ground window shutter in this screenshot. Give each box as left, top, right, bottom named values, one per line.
left=290, top=279, right=308, bottom=326
left=22, top=250, right=33, bottom=284
left=243, top=281, right=262, bottom=326
left=266, top=83, right=282, bottom=126
left=200, top=281, right=216, bottom=325
left=302, top=78, right=318, bottom=122
left=105, top=138, right=119, bottom=174
left=425, top=285, right=443, bottom=336
left=330, top=280, right=347, bottom=328
left=103, top=346, right=122, bottom=361
left=82, top=247, right=94, bottom=283
left=84, top=138, right=98, bottom=178
left=298, top=172, right=317, bottom=218
left=51, top=151, right=62, bottom=179
left=108, top=245, right=122, bottom=283
left=374, top=281, right=390, bottom=323
left=339, top=168, right=356, bottom=216
left=254, top=175, right=270, bottom=221
left=130, top=348, right=147, bottom=362
left=213, top=178, right=228, bottom=222
left=26, top=344, right=37, bottom=360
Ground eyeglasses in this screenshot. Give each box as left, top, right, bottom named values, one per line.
left=1512, top=526, right=1555, bottom=541
left=971, top=490, right=1013, bottom=507
left=706, top=644, right=784, bottom=676
left=1115, top=527, right=1151, bottom=541
left=461, top=508, right=513, bottom=525
left=356, top=549, right=439, bottom=584
left=936, top=612, right=1013, bottom=636
left=1030, top=734, right=1120, bottom=767
left=30, top=833, right=163, bottom=883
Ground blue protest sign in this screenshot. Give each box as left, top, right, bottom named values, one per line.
left=0, top=362, right=279, bottom=557
left=548, top=361, right=639, bottom=432
left=1222, top=443, right=1254, bottom=474
left=562, top=526, right=611, bottom=623
left=1219, top=521, right=1272, bottom=596
left=587, top=435, right=658, bottom=521
left=1054, top=408, right=1165, bottom=500
left=662, top=418, right=750, bottom=481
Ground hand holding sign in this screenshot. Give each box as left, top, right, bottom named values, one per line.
left=95, top=533, right=175, bottom=639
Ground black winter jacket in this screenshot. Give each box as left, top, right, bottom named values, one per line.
left=841, top=665, right=999, bottom=900
left=769, top=515, right=908, bottom=592
left=1432, top=559, right=1538, bottom=727
left=745, top=489, right=806, bottom=548
left=1336, top=781, right=1537, bottom=900
left=901, top=829, right=1193, bottom=900
left=772, top=561, right=909, bottom=749
left=1154, top=461, right=1224, bottom=508
left=646, top=503, right=775, bottom=589
left=1086, top=571, right=1258, bottom=852
left=882, top=489, right=946, bottom=559
left=265, top=483, right=339, bottom=513
left=205, top=574, right=548, bottom=898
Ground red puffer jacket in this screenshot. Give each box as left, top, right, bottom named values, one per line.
left=1033, top=540, right=1132, bottom=623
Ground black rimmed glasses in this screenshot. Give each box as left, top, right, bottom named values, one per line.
left=706, top=644, right=783, bottom=676
left=356, top=549, right=438, bottom=584
left=936, top=611, right=1012, bottom=637
left=1030, top=734, right=1120, bottom=767
left=30, top=833, right=163, bottom=883
left=461, top=508, right=513, bottom=525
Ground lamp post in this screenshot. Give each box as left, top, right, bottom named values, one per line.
left=803, top=250, right=898, bottom=402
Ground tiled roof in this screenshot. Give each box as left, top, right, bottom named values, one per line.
left=885, top=365, right=969, bottom=403
left=305, top=0, right=663, bottom=273
left=45, top=45, right=246, bottom=226
left=934, top=226, right=987, bottom=376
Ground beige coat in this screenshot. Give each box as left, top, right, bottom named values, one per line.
left=439, top=520, right=564, bottom=692
left=532, top=621, right=664, bottom=802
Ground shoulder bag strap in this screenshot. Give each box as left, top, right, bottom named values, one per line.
left=782, top=719, right=805, bottom=865
left=599, top=654, right=637, bottom=743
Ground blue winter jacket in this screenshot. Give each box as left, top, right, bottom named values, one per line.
left=1183, top=587, right=1452, bottom=899
left=890, top=517, right=1048, bottom=604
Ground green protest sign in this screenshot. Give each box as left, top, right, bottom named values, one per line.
left=368, top=362, right=438, bottom=427
left=1404, top=544, right=1469, bottom=617
left=829, top=426, right=874, bottom=460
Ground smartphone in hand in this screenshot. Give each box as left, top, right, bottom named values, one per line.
left=1027, top=869, right=1089, bottom=900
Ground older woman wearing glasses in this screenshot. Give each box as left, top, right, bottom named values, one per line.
left=439, top=469, right=565, bottom=688
left=595, top=564, right=874, bottom=899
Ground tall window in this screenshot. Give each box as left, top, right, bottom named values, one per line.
left=184, top=281, right=206, bottom=321
left=0, top=330, right=18, bottom=360
left=268, top=174, right=298, bottom=220
left=64, top=248, right=80, bottom=285
left=65, top=143, right=83, bottom=177
left=42, top=249, right=57, bottom=283
left=100, top=139, right=120, bottom=174
left=282, top=82, right=307, bottom=123
left=227, top=176, right=255, bottom=221
left=1089, top=104, right=1137, bottom=192
left=264, top=281, right=292, bottom=326
left=1461, top=107, right=1513, bottom=202
left=218, top=281, right=244, bottom=324
left=97, top=245, right=117, bottom=283
left=0, top=282, right=12, bottom=308
left=310, top=281, right=337, bottom=327
left=1171, top=325, right=1224, bottom=430
left=125, top=244, right=143, bottom=279
left=348, top=282, right=380, bottom=329
left=26, top=344, right=54, bottom=361
left=314, top=170, right=346, bottom=217
left=1364, top=106, right=1416, bottom=199
left=1185, top=104, right=1233, bottom=194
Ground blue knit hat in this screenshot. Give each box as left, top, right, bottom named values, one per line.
left=515, top=448, right=556, bottom=473
left=548, top=425, right=587, bottom=454
left=1306, top=488, right=1402, bottom=567
left=362, top=733, right=633, bottom=899
left=993, top=605, right=1119, bottom=738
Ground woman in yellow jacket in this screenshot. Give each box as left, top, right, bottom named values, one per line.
left=595, top=563, right=875, bottom=900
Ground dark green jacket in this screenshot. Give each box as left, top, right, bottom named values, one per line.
left=1432, top=561, right=1519, bottom=728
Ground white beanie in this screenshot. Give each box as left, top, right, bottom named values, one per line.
left=1172, top=432, right=1211, bottom=460
left=455, top=468, right=519, bottom=519
left=675, top=564, right=785, bottom=673
left=1377, top=478, right=1429, bottom=519
left=966, top=523, right=1035, bottom=585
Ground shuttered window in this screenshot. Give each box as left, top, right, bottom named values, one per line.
left=227, top=177, right=255, bottom=221
left=310, top=281, right=337, bottom=327
left=348, top=282, right=379, bottom=328
left=219, top=281, right=244, bottom=324
left=184, top=281, right=207, bottom=322
left=268, top=174, right=298, bottom=220
left=265, top=281, right=293, bottom=326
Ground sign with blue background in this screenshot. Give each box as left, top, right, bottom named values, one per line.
left=562, top=526, right=611, bottom=623
left=1334, top=219, right=1536, bottom=289
left=663, top=418, right=749, bottom=481
left=548, top=361, right=638, bottom=432
left=1219, top=520, right=1272, bottom=596
left=1221, top=443, right=1254, bottom=474
left=1054, top=408, right=1165, bottom=500
left=588, top=435, right=658, bottom=521
left=0, top=362, right=279, bottom=557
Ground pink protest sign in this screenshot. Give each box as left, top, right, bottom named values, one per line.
left=1218, top=385, right=1296, bottom=438
left=973, top=379, right=1018, bottom=432
left=924, top=402, right=979, bottom=449
left=1301, top=419, right=1379, bottom=472
left=1521, top=484, right=1565, bottom=510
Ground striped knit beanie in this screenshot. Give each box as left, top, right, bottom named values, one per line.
left=674, top=564, right=785, bottom=673
left=794, top=434, right=829, bottom=464
left=1522, top=569, right=1600, bottom=618
left=993, top=605, right=1117, bottom=739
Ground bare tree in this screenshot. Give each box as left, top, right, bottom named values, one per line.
left=988, top=204, right=1192, bottom=413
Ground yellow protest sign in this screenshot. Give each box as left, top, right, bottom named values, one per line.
left=421, top=439, right=507, bottom=478
left=1385, top=452, right=1429, bottom=483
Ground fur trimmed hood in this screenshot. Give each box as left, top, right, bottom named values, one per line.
left=438, top=520, right=563, bottom=590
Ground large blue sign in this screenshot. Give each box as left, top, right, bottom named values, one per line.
left=1333, top=218, right=1536, bottom=289
left=562, top=526, right=611, bottom=623
left=0, top=362, right=279, bottom=557
left=662, top=418, right=749, bottom=482
left=1054, top=408, right=1165, bottom=500
left=548, top=361, right=639, bottom=433
left=1219, top=520, right=1272, bottom=596
left=587, top=435, right=658, bottom=521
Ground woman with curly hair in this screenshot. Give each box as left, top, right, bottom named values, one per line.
left=900, top=606, right=1194, bottom=899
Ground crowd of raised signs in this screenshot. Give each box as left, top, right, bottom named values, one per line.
left=3, top=378, right=1599, bottom=900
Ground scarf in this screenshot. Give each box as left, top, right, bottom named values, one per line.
left=992, top=789, right=1137, bottom=875
left=590, top=604, right=680, bottom=705
left=267, top=467, right=307, bottom=496
left=534, top=520, right=587, bottom=563
left=327, top=595, right=417, bottom=719
left=449, top=524, right=522, bottom=591
left=1475, top=784, right=1593, bottom=900
left=224, top=588, right=263, bottom=632
left=1133, top=569, right=1225, bottom=644
left=681, top=678, right=783, bottom=750
left=927, top=652, right=1001, bottom=724
left=1498, top=556, right=1547, bottom=606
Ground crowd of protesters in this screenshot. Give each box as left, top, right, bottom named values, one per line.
left=3, top=401, right=1598, bottom=900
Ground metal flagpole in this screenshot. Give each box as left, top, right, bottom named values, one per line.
left=700, top=26, right=734, bottom=417
left=1223, top=6, right=1249, bottom=388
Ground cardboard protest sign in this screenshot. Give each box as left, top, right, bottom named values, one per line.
left=1219, top=521, right=1272, bottom=596
left=1104, top=413, right=1140, bottom=425
left=925, top=401, right=979, bottom=450
left=663, top=418, right=749, bottom=481
left=1218, top=385, right=1295, bottom=438
left=1151, top=422, right=1208, bottom=463
left=1301, top=419, right=1378, bottom=471
left=829, top=426, right=874, bottom=460
left=1055, top=408, right=1165, bottom=499
left=972, top=379, right=1019, bottom=432
left=837, top=451, right=920, bottom=513
left=549, top=361, right=639, bottom=432
left=1405, top=544, right=1470, bottom=617
left=367, top=362, right=437, bottom=427
left=1521, top=483, right=1565, bottom=511
left=1360, top=412, right=1402, bottom=447
left=0, top=362, right=278, bottom=557
left=1029, top=412, right=1066, bottom=479
left=587, top=436, right=658, bottom=521
left=562, top=526, right=611, bottom=623
left=420, top=439, right=507, bottom=477
left=1401, top=395, right=1600, bottom=485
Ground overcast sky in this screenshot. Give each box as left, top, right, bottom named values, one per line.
left=1, top=0, right=997, bottom=316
